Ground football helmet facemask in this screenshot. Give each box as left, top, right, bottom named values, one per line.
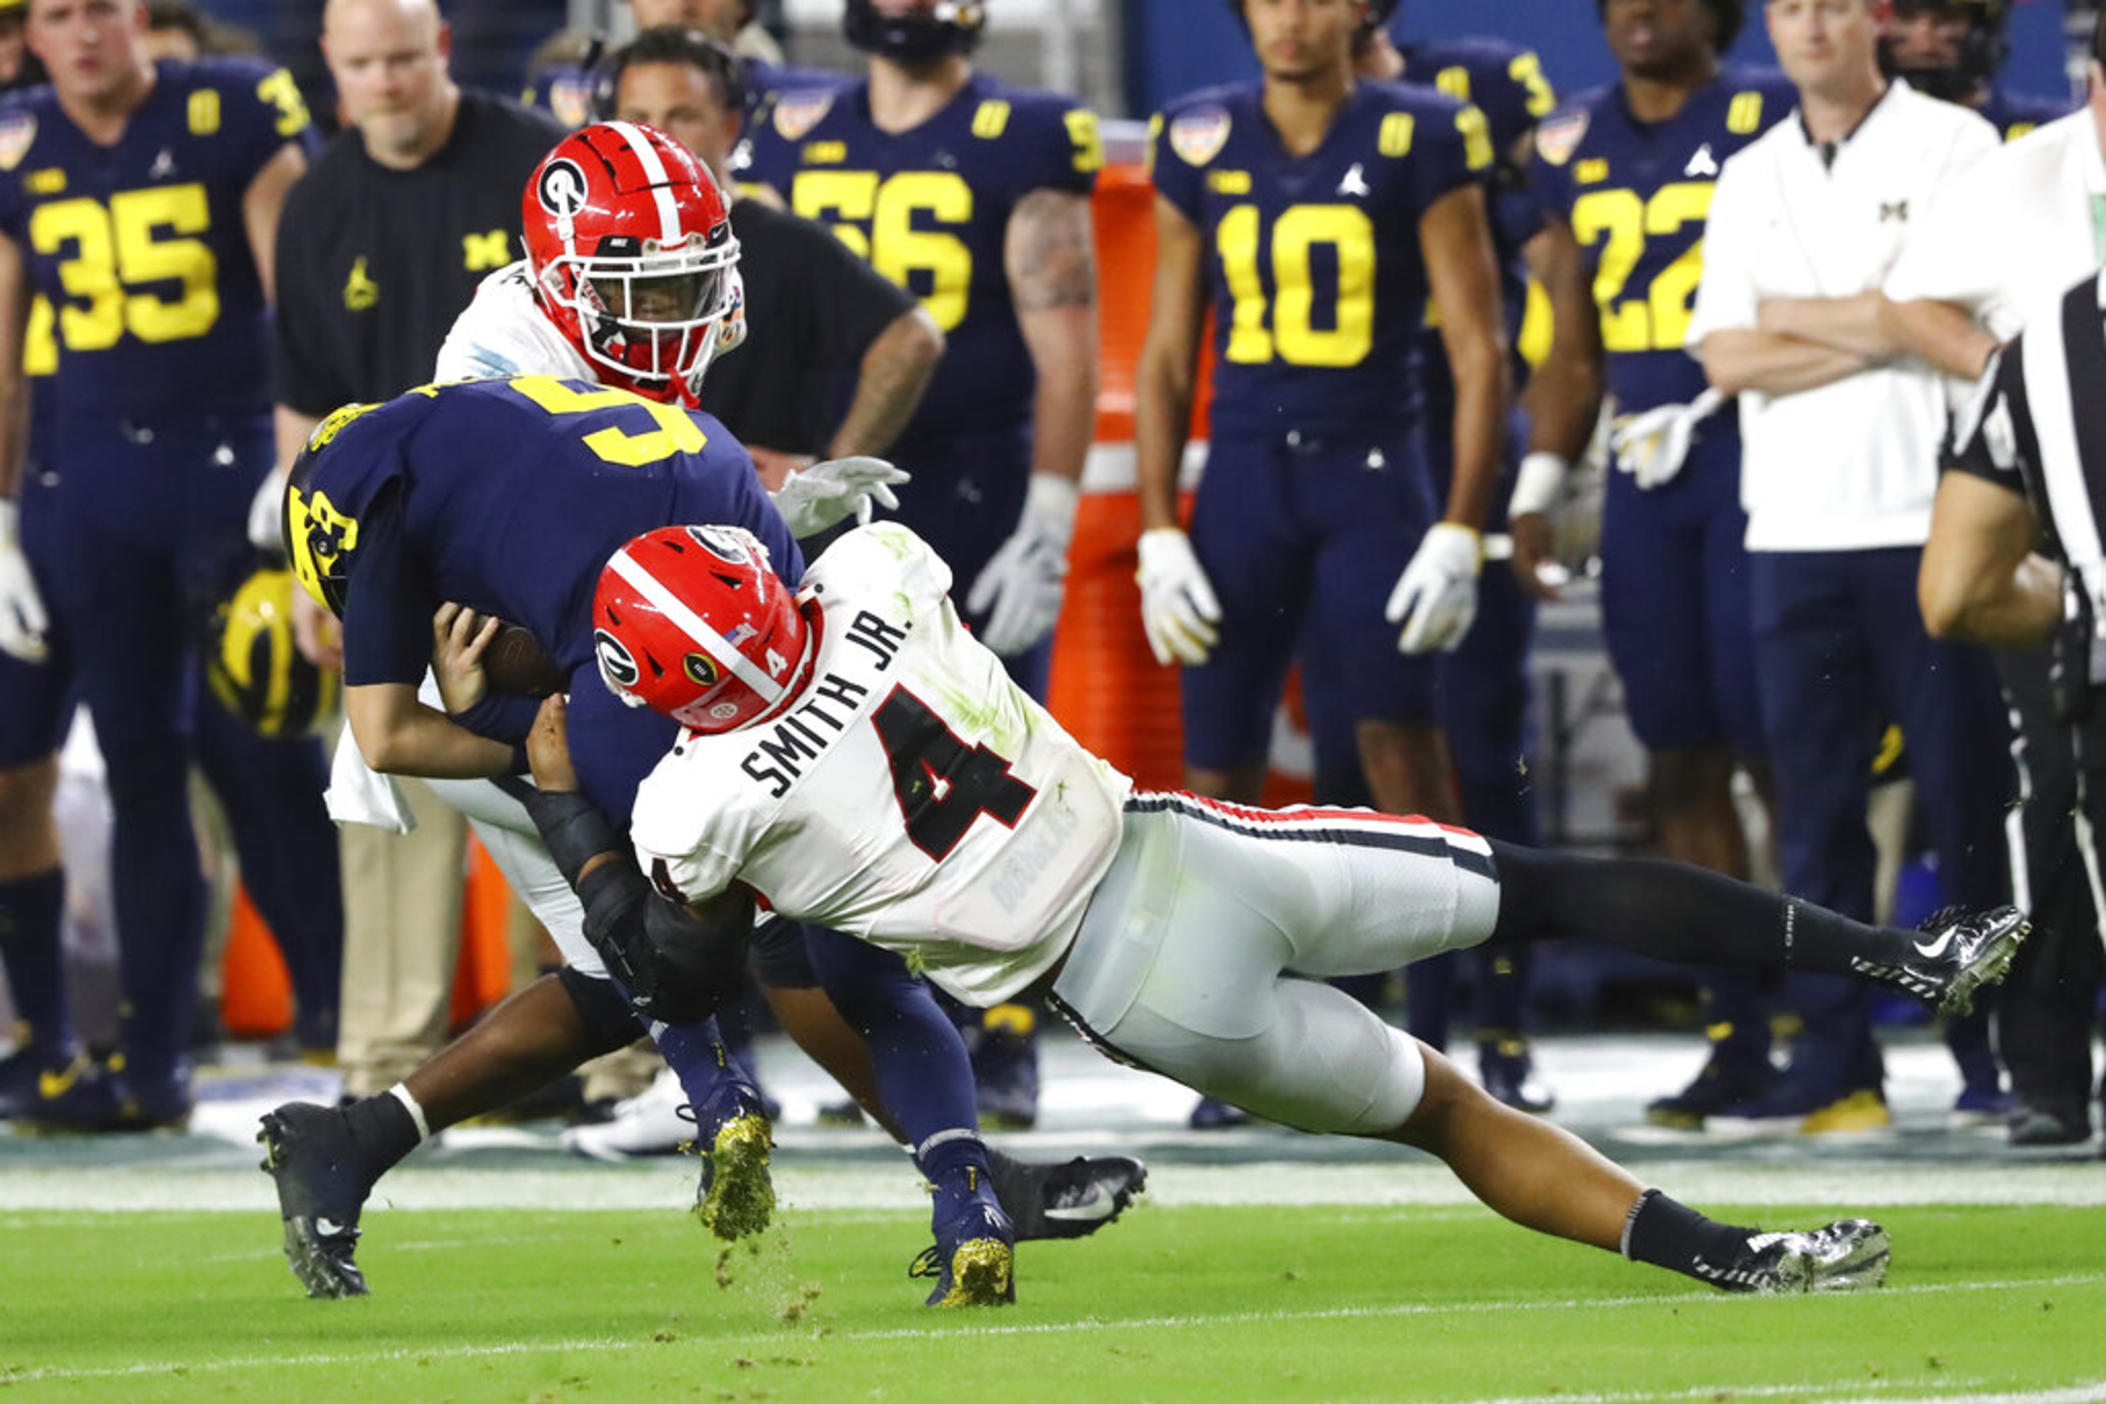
left=593, top=525, right=816, bottom=735
left=844, top=0, right=987, bottom=62
left=1880, top=0, right=2008, bottom=102
left=523, top=122, right=742, bottom=407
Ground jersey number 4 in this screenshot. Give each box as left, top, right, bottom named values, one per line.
left=30, top=184, right=219, bottom=351
left=873, top=688, right=1034, bottom=861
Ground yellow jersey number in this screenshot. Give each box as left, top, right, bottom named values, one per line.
left=792, top=170, right=974, bottom=331
left=504, top=376, right=708, bottom=468
left=28, top=183, right=219, bottom=352
left=1569, top=183, right=1712, bottom=354
left=1216, top=203, right=1376, bottom=368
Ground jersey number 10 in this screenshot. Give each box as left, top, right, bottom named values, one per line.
left=1217, top=203, right=1376, bottom=368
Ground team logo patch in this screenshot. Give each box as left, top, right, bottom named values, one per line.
left=772, top=90, right=835, bottom=143
left=535, top=157, right=590, bottom=220
left=1535, top=109, right=1589, bottom=167
left=686, top=524, right=751, bottom=565
left=0, top=111, right=36, bottom=172
left=546, top=74, right=594, bottom=131
left=1170, top=106, right=1231, bottom=167
left=594, top=628, right=639, bottom=689
left=683, top=653, right=721, bottom=688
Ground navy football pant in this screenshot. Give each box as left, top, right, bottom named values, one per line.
left=28, top=412, right=342, bottom=1084
left=1750, top=547, right=2010, bottom=1097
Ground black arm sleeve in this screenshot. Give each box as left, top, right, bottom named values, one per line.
left=575, top=859, right=754, bottom=1025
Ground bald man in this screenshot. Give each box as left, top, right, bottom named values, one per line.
left=267, top=0, right=567, bottom=1100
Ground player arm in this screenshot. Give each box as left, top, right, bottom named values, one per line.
left=345, top=682, right=518, bottom=778
left=1918, top=471, right=2059, bottom=645
left=241, top=142, right=309, bottom=305
left=1133, top=195, right=1206, bottom=532
left=1519, top=216, right=1601, bottom=462
left=1006, top=186, right=1099, bottom=496
left=522, top=694, right=753, bottom=1023
left=0, top=229, right=30, bottom=500
left=1421, top=182, right=1509, bottom=533
left=825, top=305, right=944, bottom=460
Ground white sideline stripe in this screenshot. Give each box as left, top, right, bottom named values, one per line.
left=7, top=1277, right=2102, bottom=1387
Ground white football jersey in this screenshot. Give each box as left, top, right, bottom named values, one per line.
left=435, top=261, right=597, bottom=384
left=629, top=524, right=1133, bottom=1005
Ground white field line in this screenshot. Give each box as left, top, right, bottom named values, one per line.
left=5, top=1274, right=2102, bottom=1387
left=6, top=1160, right=2106, bottom=1213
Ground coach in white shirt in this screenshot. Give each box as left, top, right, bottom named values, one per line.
left=1685, top=0, right=2010, bottom=1128
left=1893, top=19, right=2106, bottom=1149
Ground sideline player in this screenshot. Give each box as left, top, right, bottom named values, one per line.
left=1518, top=0, right=1794, bottom=1128
left=512, top=515, right=2029, bottom=1301
left=1342, top=2, right=1560, bottom=1110
left=0, top=0, right=335, bottom=1127
left=735, top=0, right=1102, bottom=1125
left=1881, top=0, right=2067, bottom=140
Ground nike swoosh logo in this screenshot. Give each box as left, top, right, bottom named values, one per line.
left=1913, top=928, right=1958, bottom=959
left=1045, top=1191, right=1115, bottom=1223
left=315, top=1218, right=348, bottom=1237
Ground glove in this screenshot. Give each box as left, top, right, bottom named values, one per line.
left=768, top=454, right=909, bottom=538
left=0, top=497, right=49, bottom=663
left=1609, top=387, right=1725, bottom=491
left=1135, top=526, right=1221, bottom=667
left=965, top=474, right=1078, bottom=656
left=1384, top=522, right=1481, bottom=654
left=248, top=465, right=291, bottom=553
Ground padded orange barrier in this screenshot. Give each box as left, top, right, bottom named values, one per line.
left=218, top=887, right=291, bottom=1040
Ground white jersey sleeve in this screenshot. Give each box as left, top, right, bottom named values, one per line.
left=629, top=523, right=1132, bottom=1006
left=434, top=260, right=599, bottom=383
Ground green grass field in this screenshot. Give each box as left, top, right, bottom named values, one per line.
left=4, top=1204, right=2104, bottom=1404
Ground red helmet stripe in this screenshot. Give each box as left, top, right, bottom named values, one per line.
left=605, top=547, right=785, bottom=702
left=602, top=120, right=684, bottom=246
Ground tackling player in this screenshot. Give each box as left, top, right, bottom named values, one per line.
left=735, top=0, right=1102, bottom=1126
left=509, top=514, right=2032, bottom=1300
left=0, top=0, right=335, bottom=1128
left=1518, top=0, right=1794, bottom=1128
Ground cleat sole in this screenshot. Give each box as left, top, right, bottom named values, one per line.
left=695, top=1113, right=775, bottom=1242
left=932, top=1239, right=1015, bottom=1308
left=1939, top=917, right=2029, bottom=1017
left=281, top=1217, right=369, bottom=1299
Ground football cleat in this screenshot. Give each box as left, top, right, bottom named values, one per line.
left=692, top=1110, right=775, bottom=1242
left=1479, top=1038, right=1556, bottom=1114
left=987, top=1150, right=1147, bottom=1242
left=1850, top=905, right=2028, bottom=1016
left=1695, top=1219, right=1890, bottom=1294
left=911, top=1177, right=1015, bottom=1308
left=257, top=1102, right=373, bottom=1299
left=0, top=1042, right=74, bottom=1121
left=561, top=1066, right=690, bottom=1160
left=1189, top=1095, right=1251, bottom=1129
left=1646, top=1049, right=1779, bottom=1130
left=19, top=1053, right=190, bottom=1133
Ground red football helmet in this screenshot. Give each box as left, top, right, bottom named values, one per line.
left=522, top=122, right=742, bottom=406
left=593, top=525, right=815, bottom=734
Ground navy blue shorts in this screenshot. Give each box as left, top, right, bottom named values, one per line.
left=1596, top=432, right=1763, bottom=755
left=1182, top=425, right=1440, bottom=772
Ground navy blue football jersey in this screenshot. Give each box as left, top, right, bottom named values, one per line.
left=1397, top=37, right=1555, bottom=429
left=1977, top=85, right=2070, bottom=142
left=1530, top=66, right=1795, bottom=415
left=285, top=375, right=803, bottom=689
left=0, top=57, right=312, bottom=417
left=737, top=72, right=1101, bottom=439
left=1151, top=79, right=1493, bottom=437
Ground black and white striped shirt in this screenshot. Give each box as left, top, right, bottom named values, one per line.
left=1948, top=271, right=2106, bottom=591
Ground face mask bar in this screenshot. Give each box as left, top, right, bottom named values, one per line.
left=543, top=233, right=743, bottom=395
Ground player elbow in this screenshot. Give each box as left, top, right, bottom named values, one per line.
left=1916, top=555, right=1979, bottom=642
left=893, top=307, right=946, bottom=370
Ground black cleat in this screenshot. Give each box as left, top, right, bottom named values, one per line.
left=18, top=1053, right=190, bottom=1133
left=987, top=1149, right=1147, bottom=1241
left=1645, top=1049, right=1777, bottom=1130
left=1695, top=1219, right=1890, bottom=1294
left=1851, top=906, right=2029, bottom=1016
left=1479, top=1039, right=1556, bottom=1114
left=257, top=1102, right=373, bottom=1299
left=0, top=1043, right=74, bottom=1122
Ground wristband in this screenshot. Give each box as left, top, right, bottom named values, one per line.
left=1508, top=452, right=1569, bottom=519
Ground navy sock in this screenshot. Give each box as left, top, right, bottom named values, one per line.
left=805, top=926, right=979, bottom=1151
left=650, top=1016, right=753, bottom=1135
left=1623, top=1189, right=1753, bottom=1280
left=918, top=1129, right=997, bottom=1225
left=0, top=868, right=71, bottom=1055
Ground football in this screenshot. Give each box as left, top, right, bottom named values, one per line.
left=483, top=622, right=570, bottom=698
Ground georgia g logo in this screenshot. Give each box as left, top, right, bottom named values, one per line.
left=536, top=157, right=589, bottom=220
left=594, top=627, right=639, bottom=692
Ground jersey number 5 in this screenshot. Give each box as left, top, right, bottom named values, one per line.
left=29, top=184, right=219, bottom=352
left=1217, top=203, right=1376, bottom=368
left=873, top=688, right=1035, bottom=861
left=792, top=171, right=974, bottom=331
